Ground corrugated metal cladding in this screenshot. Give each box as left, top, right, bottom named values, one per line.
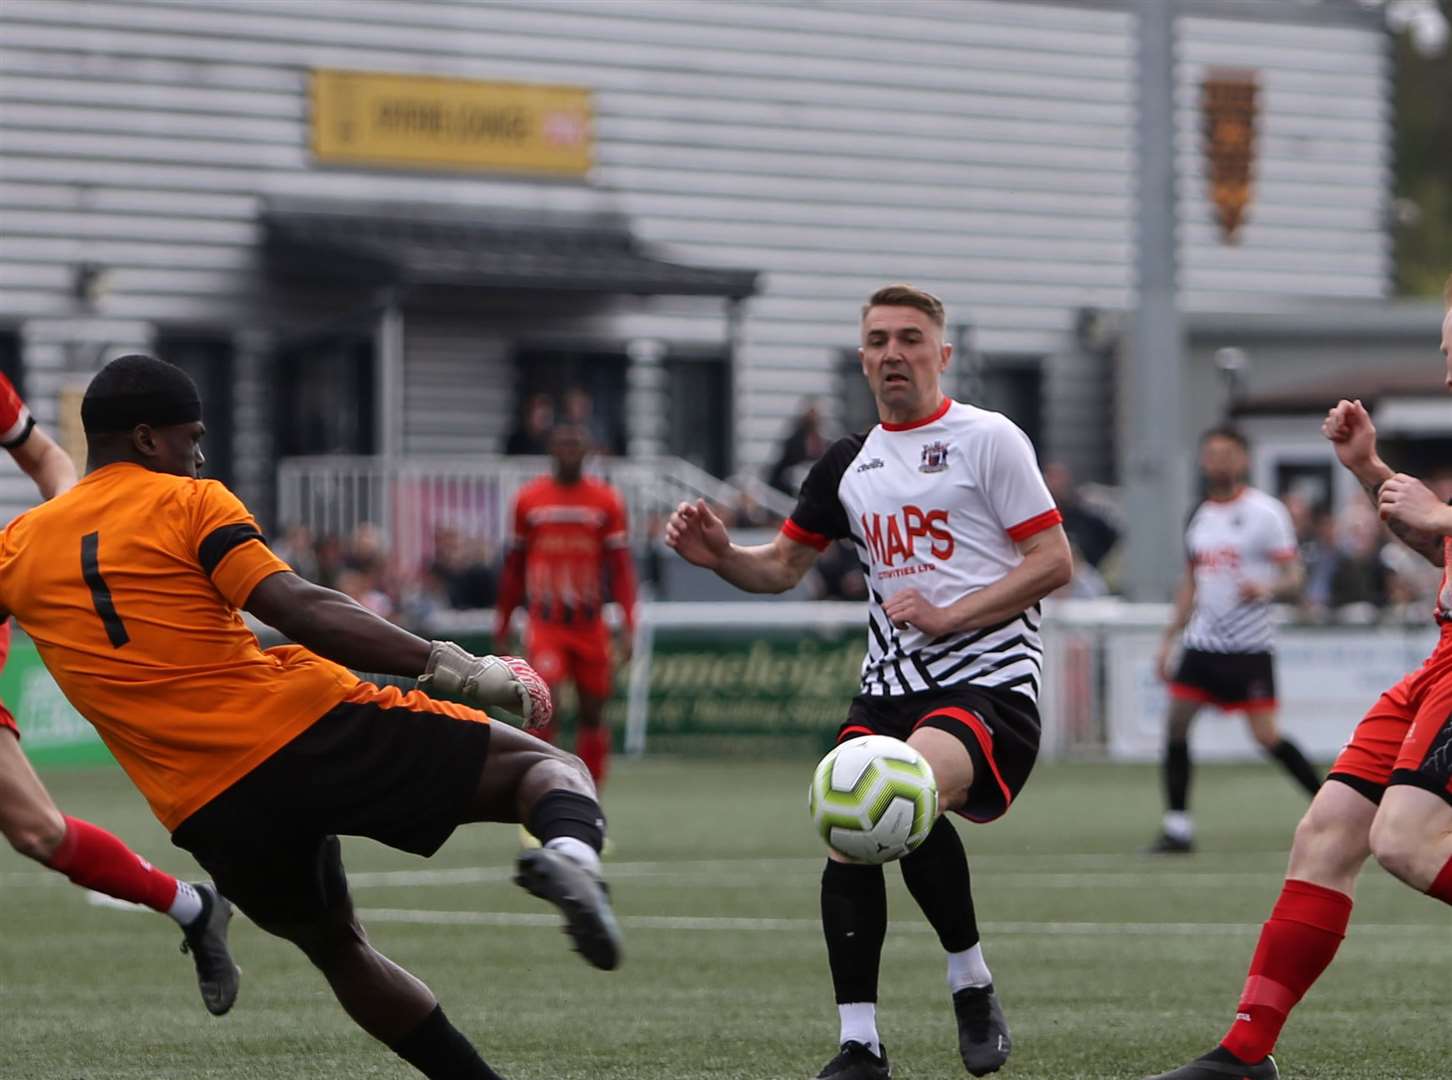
left=0, top=0, right=1390, bottom=523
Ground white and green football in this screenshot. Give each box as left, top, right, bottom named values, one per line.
left=809, top=735, right=938, bottom=864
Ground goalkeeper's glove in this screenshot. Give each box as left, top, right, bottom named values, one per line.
left=419, top=641, right=553, bottom=730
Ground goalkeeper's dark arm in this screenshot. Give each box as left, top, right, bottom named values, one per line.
left=244, top=570, right=433, bottom=676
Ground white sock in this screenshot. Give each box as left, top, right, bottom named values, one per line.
left=1162, top=811, right=1194, bottom=841
left=545, top=836, right=601, bottom=875
left=837, top=1002, right=880, bottom=1056
left=947, top=943, right=993, bottom=992
left=168, top=881, right=204, bottom=926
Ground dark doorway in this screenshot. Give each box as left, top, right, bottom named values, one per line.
left=273, top=331, right=376, bottom=458
left=0, top=331, right=21, bottom=398
left=513, top=348, right=628, bottom=456
left=666, top=354, right=730, bottom=477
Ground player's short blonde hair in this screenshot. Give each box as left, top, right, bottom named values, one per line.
left=862, top=283, right=945, bottom=328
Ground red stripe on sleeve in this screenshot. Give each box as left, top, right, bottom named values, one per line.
left=781, top=518, right=830, bottom=552
left=1006, top=507, right=1064, bottom=542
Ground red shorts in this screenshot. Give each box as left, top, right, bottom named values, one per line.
left=526, top=620, right=613, bottom=700
left=0, top=620, right=15, bottom=738
left=1329, top=623, right=1452, bottom=806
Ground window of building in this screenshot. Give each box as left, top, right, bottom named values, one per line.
left=512, top=348, right=628, bottom=456
left=0, top=330, right=21, bottom=397
left=273, top=332, right=376, bottom=458
left=158, top=334, right=235, bottom=488
left=976, top=356, right=1044, bottom=449
left=665, top=353, right=731, bottom=477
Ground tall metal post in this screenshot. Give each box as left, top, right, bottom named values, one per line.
left=1122, top=0, right=1185, bottom=601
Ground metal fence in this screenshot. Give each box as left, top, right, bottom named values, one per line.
left=275, top=454, right=796, bottom=574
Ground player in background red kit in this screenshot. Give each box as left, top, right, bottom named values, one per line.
left=496, top=425, right=637, bottom=787
left=0, top=369, right=237, bottom=1014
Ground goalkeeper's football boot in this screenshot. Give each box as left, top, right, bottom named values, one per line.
left=1144, top=1047, right=1279, bottom=1080
left=954, top=983, right=1011, bottom=1075
left=180, top=882, right=240, bottom=1016
left=814, top=1040, right=890, bottom=1079
left=514, top=847, right=622, bottom=970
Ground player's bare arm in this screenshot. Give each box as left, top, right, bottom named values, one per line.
left=1323, top=398, right=1444, bottom=565
left=1157, top=566, right=1196, bottom=681
left=664, top=497, right=818, bottom=594
left=245, top=570, right=552, bottom=727
left=6, top=423, right=76, bottom=499
left=882, top=523, right=1071, bottom=636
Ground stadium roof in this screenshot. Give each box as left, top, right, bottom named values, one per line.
left=262, top=199, right=760, bottom=300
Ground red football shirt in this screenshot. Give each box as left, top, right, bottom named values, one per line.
left=504, top=476, right=630, bottom=627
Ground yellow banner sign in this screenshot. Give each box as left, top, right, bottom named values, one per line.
left=311, top=69, right=592, bottom=176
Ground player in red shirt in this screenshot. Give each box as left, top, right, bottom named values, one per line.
left=0, top=369, right=237, bottom=1014
left=1147, top=282, right=1452, bottom=1079
left=496, top=425, right=637, bottom=786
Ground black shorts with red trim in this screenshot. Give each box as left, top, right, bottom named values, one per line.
left=171, top=689, right=490, bottom=924
left=1169, top=648, right=1277, bottom=711
left=838, top=684, right=1040, bottom=824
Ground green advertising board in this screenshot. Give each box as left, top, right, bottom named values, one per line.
left=612, top=628, right=865, bottom=755
left=0, top=630, right=112, bottom=767
left=449, top=614, right=868, bottom=756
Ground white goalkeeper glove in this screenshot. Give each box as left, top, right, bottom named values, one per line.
left=418, top=641, right=554, bottom=730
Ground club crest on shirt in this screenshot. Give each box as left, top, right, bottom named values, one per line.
left=919, top=441, right=951, bottom=473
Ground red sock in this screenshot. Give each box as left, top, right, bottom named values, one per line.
left=575, top=726, right=610, bottom=787
left=45, top=816, right=179, bottom=914
left=1426, top=854, right=1452, bottom=906
left=1221, top=879, right=1352, bottom=1063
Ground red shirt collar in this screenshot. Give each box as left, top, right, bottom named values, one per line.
left=881, top=397, right=951, bottom=432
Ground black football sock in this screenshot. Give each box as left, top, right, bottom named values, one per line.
left=899, top=816, right=978, bottom=952
left=1165, top=737, right=1191, bottom=814
left=1269, top=738, right=1322, bottom=798
left=820, top=859, right=887, bottom=1004
left=389, top=1005, right=505, bottom=1080
left=527, top=790, right=605, bottom=853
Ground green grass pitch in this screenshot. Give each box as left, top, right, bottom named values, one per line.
left=2, top=758, right=1448, bottom=1079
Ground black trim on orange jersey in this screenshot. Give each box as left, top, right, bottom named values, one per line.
left=199, top=522, right=266, bottom=577
left=1, top=416, right=35, bottom=451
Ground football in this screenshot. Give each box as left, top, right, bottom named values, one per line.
left=809, top=735, right=938, bottom=863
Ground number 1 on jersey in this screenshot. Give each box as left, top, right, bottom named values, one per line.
left=82, top=531, right=130, bottom=648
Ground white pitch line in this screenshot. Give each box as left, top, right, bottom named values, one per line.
left=356, top=907, right=1441, bottom=939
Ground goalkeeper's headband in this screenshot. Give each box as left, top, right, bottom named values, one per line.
left=81, top=354, right=202, bottom=434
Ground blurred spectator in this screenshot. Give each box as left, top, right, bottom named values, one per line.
left=335, top=568, right=395, bottom=621
left=1302, top=503, right=1389, bottom=622
left=272, top=524, right=319, bottom=581
left=505, top=392, right=554, bottom=456
left=313, top=533, right=345, bottom=589
left=1050, top=540, right=1111, bottom=599
left=562, top=385, right=613, bottom=453
left=428, top=526, right=497, bottom=610
left=808, top=539, right=868, bottom=601
left=1044, top=461, right=1119, bottom=570
left=767, top=399, right=827, bottom=496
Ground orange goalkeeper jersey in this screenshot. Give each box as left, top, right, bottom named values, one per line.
left=0, top=462, right=358, bottom=829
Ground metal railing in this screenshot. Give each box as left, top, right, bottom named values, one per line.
left=275, top=454, right=796, bottom=572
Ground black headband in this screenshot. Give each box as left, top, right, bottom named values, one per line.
left=81, top=389, right=202, bottom=434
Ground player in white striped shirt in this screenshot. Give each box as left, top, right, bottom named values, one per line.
left=1147, top=427, right=1320, bottom=855
left=666, top=284, right=1071, bottom=1080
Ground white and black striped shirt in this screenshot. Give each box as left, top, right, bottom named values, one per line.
left=1182, top=487, right=1298, bottom=654
left=782, top=399, right=1061, bottom=703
